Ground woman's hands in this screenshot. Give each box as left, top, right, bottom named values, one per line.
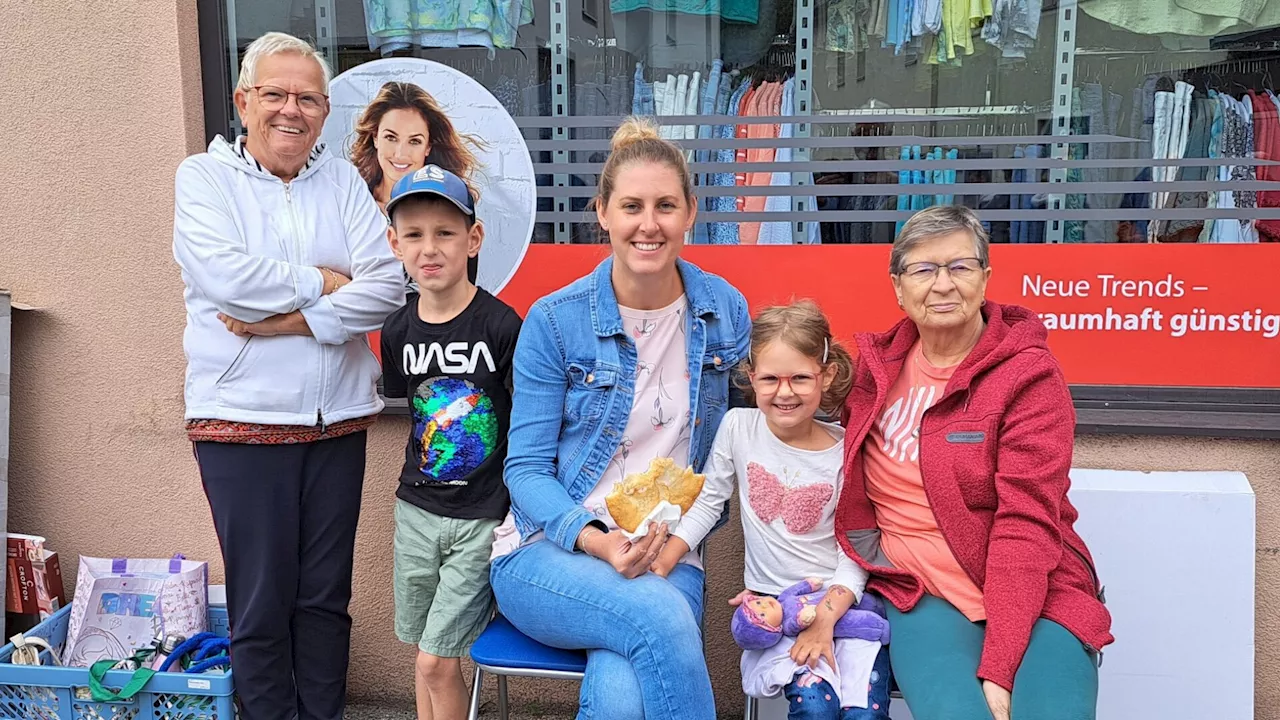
left=577, top=523, right=670, bottom=579
left=650, top=536, right=690, bottom=578
left=982, top=680, right=1012, bottom=720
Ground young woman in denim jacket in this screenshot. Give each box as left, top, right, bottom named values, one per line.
left=489, top=118, right=751, bottom=719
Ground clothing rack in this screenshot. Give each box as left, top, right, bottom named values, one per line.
left=1077, top=43, right=1280, bottom=55
left=544, top=0, right=815, bottom=243
left=819, top=104, right=1040, bottom=116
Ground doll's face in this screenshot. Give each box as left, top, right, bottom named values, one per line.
left=748, top=596, right=783, bottom=628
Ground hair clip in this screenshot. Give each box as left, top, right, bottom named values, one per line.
left=823, top=337, right=830, bottom=364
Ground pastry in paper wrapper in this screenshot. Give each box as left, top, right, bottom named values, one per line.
left=605, top=457, right=706, bottom=534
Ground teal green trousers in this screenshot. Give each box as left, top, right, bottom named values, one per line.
left=885, top=594, right=1099, bottom=720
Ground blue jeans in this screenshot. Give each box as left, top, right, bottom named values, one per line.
left=490, top=540, right=714, bottom=720
left=785, top=645, right=892, bottom=720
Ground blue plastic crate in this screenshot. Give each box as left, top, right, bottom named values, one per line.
left=0, top=605, right=235, bottom=719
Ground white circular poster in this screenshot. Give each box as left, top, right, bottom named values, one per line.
left=322, top=58, right=536, bottom=295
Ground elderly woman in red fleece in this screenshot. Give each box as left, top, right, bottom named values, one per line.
left=835, top=205, right=1113, bottom=720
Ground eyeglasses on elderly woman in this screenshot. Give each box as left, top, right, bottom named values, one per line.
left=897, top=257, right=986, bottom=284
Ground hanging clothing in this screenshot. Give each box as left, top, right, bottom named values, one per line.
left=1150, top=81, right=1194, bottom=241
left=871, top=0, right=890, bottom=37
left=758, top=80, right=820, bottom=245
left=609, top=0, right=760, bottom=23
left=363, top=0, right=534, bottom=53
left=693, top=62, right=725, bottom=246
left=1079, top=0, right=1277, bottom=38
left=927, top=0, right=990, bottom=65
left=1208, top=92, right=1259, bottom=244
left=937, top=148, right=958, bottom=205
left=735, top=83, right=760, bottom=193
left=685, top=72, right=702, bottom=148
left=1062, top=88, right=1087, bottom=243
left=1199, top=96, right=1225, bottom=243
left=669, top=74, right=691, bottom=142
left=827, top=0, right=873, bottom=53
left=1011, top=145, right=1046, bottom=244
left=1117, top=78, right=1162, bottom=242
left=1233, top=94, right=1260, bottom=243
left=1252, top=90, right=1280, bottom=242
left=981, top=0, right=1041, bottom=59
left=706, top=71, right=739, bottom=246
left=633, top=63, right=655, bottom=115
left=1205, top=92, right=1242, bottom=244
left=896, top=145, right=913, bottom=235
left=1163, top=96, right=1213, bottom=243
left=721, top=0, right=783, bottom=66
left=885, top=0, right=910, bottom=53
left=741, top=82, right=784, bottom=245
left=710, top=77, right=750, bottom=246
left=911, top=0, right=944, bottom=37
left=910, top=145, right=927, bottom=211
left=1010, top=145, right=1028, bottom=244
left=695, top=62, right=723, bottom=166
left=760, top=79, right=798, bottom=245
left=1075, top=82, right=1122, bottom=244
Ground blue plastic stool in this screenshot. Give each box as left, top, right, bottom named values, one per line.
left=467, top=615, right=587, bottom=720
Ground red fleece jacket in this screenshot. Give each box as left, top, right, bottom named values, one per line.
left=836, top=301, right=1113, bottom=691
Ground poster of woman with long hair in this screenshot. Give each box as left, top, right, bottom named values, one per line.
left=323, top=58, right=536, bottom=295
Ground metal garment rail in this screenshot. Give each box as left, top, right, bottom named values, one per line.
left=536, top=208, right=1280, bottom=224
left=523, top=133, right=1144, bottom=151
left=534, top=180, right=1280, bottom=198
left=531, top=156, right=1280, bottom=174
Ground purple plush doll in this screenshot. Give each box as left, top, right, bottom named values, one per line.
left=731, top=578, right=891, bottom=651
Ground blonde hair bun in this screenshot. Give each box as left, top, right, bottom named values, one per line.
left=610, top=117, right=663, bottom=152
left=597, top=116, right=692, bottom=204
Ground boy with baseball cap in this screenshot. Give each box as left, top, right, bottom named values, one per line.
left=378, top=165, right=522, bottom=719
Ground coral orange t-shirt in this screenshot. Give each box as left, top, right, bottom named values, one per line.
left=862, top=341, right=986, bottom=621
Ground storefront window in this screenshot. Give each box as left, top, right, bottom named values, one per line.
left=204, top=0, right=1280, bottom=245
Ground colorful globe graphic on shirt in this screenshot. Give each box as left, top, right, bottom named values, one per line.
left=411, top=377, right=499, bottom=482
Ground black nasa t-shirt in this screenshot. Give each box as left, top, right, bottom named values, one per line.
left=380, top=289, right=521, bottom=520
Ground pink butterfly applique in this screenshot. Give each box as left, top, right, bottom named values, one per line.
left=746, top=462, right=834, bottom=535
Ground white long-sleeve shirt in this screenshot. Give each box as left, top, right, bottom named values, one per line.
left=173, top=136, right=405, bottom=425
left=676, top=408, right=870, bottom=598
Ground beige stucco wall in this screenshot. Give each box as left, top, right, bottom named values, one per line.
left=1, top=1, right=1276, bottom=716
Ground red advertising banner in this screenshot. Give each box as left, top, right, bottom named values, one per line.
left=487, top=244, right=1280, bottom=389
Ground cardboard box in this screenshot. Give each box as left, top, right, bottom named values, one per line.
left=32, top=549, right=64, bottom=616
left=6, top=534, right=43, bottom=615
left=6, top=534, right=64, bottom=618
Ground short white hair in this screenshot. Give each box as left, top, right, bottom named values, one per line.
left=236, top=32, right=332, bottom=93
left=890, top=205, right=990, bottom=274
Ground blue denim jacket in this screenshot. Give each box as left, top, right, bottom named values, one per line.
left=505, top=257, right=752, bottom=551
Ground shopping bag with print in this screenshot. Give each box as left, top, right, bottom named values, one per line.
left=62, top=555, right=208, bottom=668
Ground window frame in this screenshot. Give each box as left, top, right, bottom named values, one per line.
left=195, top=0, right=1280, bottom=437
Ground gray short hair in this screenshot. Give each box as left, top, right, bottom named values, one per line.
left=889, top=205, right=990, bottom=274
left=237, top=32, right=332, bottom=94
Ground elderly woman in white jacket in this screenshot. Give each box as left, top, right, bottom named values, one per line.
left=172, top=32, right=402, bottom=720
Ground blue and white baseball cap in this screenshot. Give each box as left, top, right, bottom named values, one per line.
left=385, top=164, right=475, bottom=219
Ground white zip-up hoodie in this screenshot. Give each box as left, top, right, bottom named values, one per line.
left=173, top=136, right=405, bottom=426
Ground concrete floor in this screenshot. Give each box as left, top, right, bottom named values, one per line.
left=343, top=700, right=749, bottom=719
left=345, top=700, right=573, bottom=719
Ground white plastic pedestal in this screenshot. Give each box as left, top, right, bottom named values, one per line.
left=748, top=469, right=1255, bottom=720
